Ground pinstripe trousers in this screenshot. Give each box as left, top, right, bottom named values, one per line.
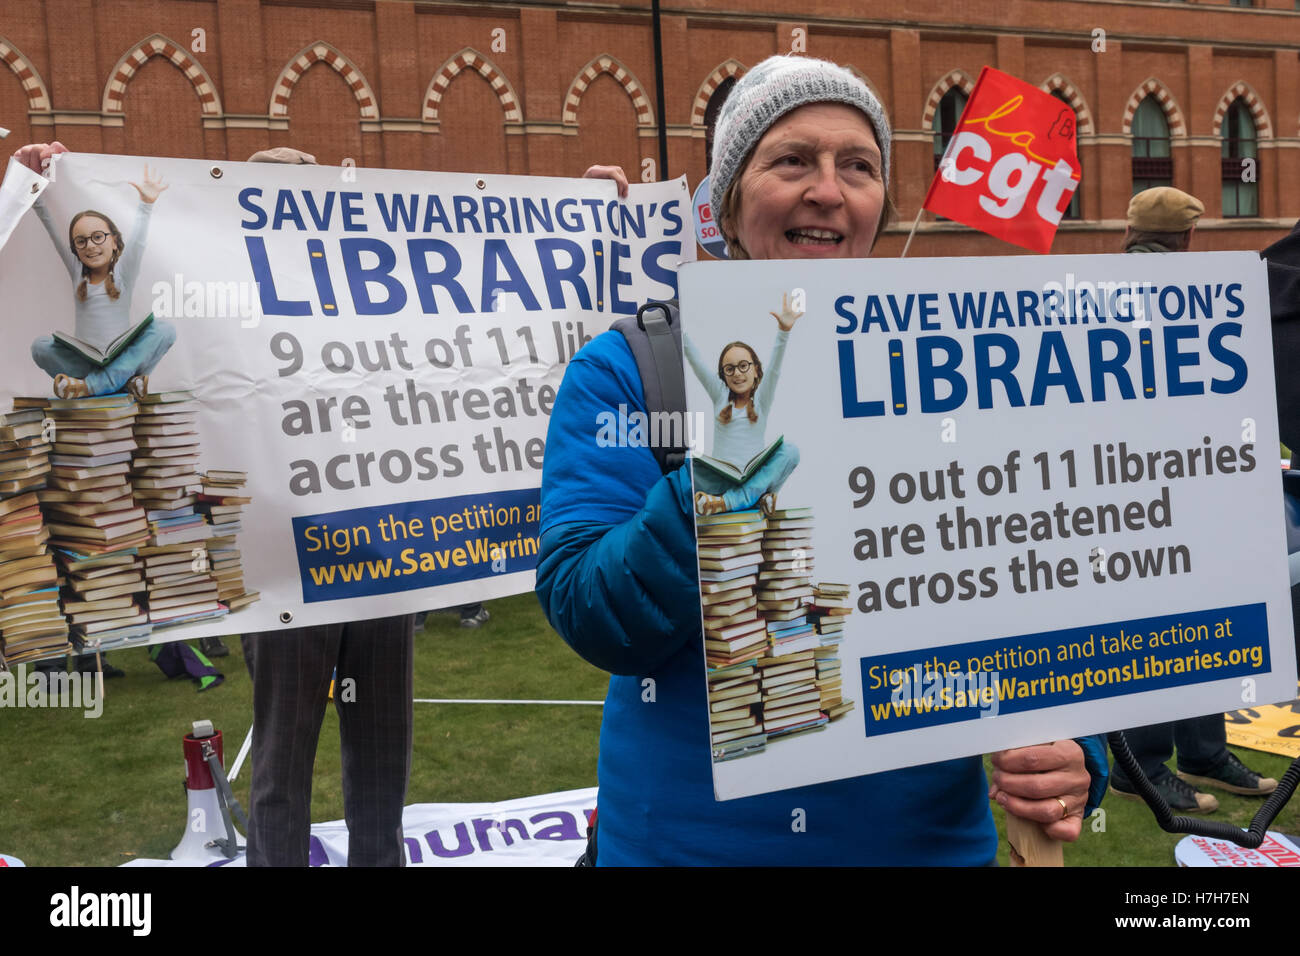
left=241, top=615, right=415, bottom=867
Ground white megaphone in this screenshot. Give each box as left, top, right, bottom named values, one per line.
left=171, top=719, right=246, bottom=862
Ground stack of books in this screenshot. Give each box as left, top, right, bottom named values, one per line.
left=0, top=407, right=52, bottom=496
left=136, top=540, right=227, bottom=629
left=807, top=583, right=855, bottom=720
left=808, top=583, right=852, bottom=645
left=1, top=387, right=260, bottom=655
left=707, top=664, right=765, bottom=759
left=131, top=391, right=207, bottom=547
left=814, top=652, right=853, bottom=719
left=0, top=590, right=68, bottom=664
left=197, top=471, right=258, bottom=612
left=0, top=405, right=69, bottom=664
left=59, top=550, right=150, bottom=650
left=699, top=510, right=769, bottom=760
left=754, top=507, right=815, bottom=657
left=40, top=395, right=149, bottom=556
left=33, top=395, right=155, bottom=657
left=698, top=510, right=767, bottom=667
left=128, top=392, right=241, bottom=629
left=756, top=649, right=827, bottom=739
left=208, top=542, right=258, bottom=611
left=196, top=470, right=247, bottom=536
left=702, top=501, right=858, bottom=762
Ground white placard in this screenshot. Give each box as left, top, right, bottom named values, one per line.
left=680, top=254, right=1298, bottom=800
left=0, top=153, right=692, bottom=648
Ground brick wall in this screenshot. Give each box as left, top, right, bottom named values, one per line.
left=1, top=0, right=1297, bottom=256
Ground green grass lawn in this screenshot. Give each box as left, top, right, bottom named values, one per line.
left=0, top=594, right=606, bottom=866
left=0, top=593, right=1294, bottom=866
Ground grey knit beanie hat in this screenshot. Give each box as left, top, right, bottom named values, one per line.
left=709, top=55, right=891, bottom=222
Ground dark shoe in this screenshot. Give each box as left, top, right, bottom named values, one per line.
left=77, top=655, right=125, bottom=679
left=198, top=636, right=229, bottom=658
left=33, top=656, right=66, bottom=674
left=1180, top=752, right=1278, bottom=796
left=460, top=607, right=490, bottom=628
left=1110, top=772, right=1218, bottom=813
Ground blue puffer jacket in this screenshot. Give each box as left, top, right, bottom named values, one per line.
left=537, top=328, right=1108, bottom=866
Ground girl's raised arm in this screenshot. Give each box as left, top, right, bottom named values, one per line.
left=756, top=293, right=801, bottom=417
left=31, top=198, right=80, bottom=281
left=113, top=166, right=164, bottom=291
left=683, top=331, right=726, bottom=404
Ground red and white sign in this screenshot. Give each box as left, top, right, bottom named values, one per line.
left=1175, top=831, right=1300, bottom=867
left=692, top=176, right=729, bottom=260
left=923, top=67, right=1080, bottom=254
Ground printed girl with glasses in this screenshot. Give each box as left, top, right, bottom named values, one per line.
left=685, top=292, right=802, bottom=517
left=29, top=163, right=176, bottom=399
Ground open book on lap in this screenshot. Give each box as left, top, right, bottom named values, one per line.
left=52, top=313, right=155, bottom=368
left=694, top=435, right=784, bottom=485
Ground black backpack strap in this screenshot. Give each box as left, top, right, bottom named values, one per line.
left=612, top=299, right=688, bottom=474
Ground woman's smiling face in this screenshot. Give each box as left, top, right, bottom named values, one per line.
left=727, top=102, right=885, bottom=262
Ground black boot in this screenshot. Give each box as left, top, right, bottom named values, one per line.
left=198, top=635, right=230, bottom=658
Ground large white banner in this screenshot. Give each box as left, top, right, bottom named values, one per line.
left=680, top=254, right=1298, bottom=800
left=0, top=153, right=692, bottom=653
left=120, top=786, right=598, bottom=867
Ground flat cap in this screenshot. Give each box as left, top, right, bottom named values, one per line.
left=1127, top=187, right=1203, bottom=232
left=247, top=147, right=318, bottom=165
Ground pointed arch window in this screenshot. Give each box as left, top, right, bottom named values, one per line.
left=1221, top=99, right=1258, bottom=218
left=1131, top=97, right=1172, bottom=194
left=704, top=76, right=737, bottom=170
left=932, top=86, right=968, bottom=170
left=1049, top=89, right=1082, bottom=220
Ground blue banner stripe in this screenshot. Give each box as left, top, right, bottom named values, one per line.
left=858, top=603, right=1270, bottom=735
left=291, top=489, right=539, bottom=603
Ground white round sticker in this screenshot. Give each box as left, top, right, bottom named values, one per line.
left=692, top=176, right=728, bottom=260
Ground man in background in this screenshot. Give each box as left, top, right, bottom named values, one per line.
left=238, top=146, right=416, bottom=867
left=1108, top=187, right=1278, bottom=812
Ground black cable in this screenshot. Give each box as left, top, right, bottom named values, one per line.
left=1108, top=730, right=1300, bottom=847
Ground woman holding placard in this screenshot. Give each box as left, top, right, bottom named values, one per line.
left=538, top=55, right=1109, bottom=866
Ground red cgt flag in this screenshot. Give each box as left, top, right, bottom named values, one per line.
left=922, top=66, right=1081, bottom=253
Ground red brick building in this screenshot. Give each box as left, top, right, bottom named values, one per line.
left=2, top=0, right=1298, bottom=256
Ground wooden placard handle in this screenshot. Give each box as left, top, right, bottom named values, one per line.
left=1006, top=813, right=1063, bottom=867
left=94, top=644, right=105, bottom=701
